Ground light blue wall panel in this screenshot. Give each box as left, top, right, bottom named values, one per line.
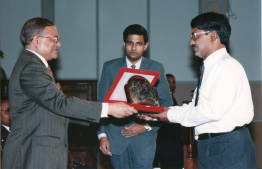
left=0, top=0, right=41, bottom=78
left=149, top=0, right=199, bottom=82
left=98, top=0, right=148, bottom=80
left=55, top=0, right=97, bottom=79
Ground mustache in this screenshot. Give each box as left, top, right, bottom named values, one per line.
left=191, top=44, right=196, bottom=48
left=129, top=50, right=138, bottom=54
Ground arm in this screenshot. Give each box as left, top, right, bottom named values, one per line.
left=20, top=62, right=136, bottom=123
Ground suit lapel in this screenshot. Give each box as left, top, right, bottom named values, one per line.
left=140, top=57, right=148, bottom=70
left=120, top=57, right=127, bottom=68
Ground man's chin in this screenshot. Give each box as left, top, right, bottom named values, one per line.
left=52, top=55, right=58, bottom=60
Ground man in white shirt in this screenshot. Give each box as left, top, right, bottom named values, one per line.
left=140, top=12, right=257, bottom=169
left=2, top=17, right=137, bottom=169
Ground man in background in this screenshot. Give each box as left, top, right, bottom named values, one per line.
left=98, top=24, right=172, bottom=169
left=2, top=17, right=137, bottom=169
left=1, top=99, right=10, bottom=152
left=166, top=73, right=177, bottom=106
left=154, top=74, right=183, bottom=168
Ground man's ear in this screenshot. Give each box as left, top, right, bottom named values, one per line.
left=211, top=31, right=218, bottom=42
left=32, top=36, right=40, bottom=46
left=123, top=40, right=126, bottom=46
left=144, top=42, right=149, bottom=51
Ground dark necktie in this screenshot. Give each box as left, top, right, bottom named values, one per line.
left=192, top=62, right=204, bottom=144
left=131, top=65, right=136, bottom=69
left=195, top=62, right=204, bottom=106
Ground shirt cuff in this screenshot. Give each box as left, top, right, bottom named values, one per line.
left=167, top=108, right=179, bottom=123
left=101, top=103, right=108, bottom=118
left=98, top=133, right=107, bottom=140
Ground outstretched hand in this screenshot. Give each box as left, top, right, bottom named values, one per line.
left=108, top=102, right=137, bottom=118
left=137, top=107, right=170, bottom=123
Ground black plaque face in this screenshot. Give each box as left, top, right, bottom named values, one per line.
left=125, top=76, right=161, bottom=107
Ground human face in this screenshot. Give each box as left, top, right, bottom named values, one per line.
left=123, top=34, right=149, bottom=64
left=37, top=25, right=61, bottom=61
left=167, top=76, right=176, bottom=93
left=189, top=28, right=211, bottom=60
left=1, top=100, right=10, bottom=126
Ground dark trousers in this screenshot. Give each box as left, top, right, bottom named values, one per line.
left=197, top=127, right=257, bottom=169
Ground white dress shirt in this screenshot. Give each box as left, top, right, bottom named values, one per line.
left=167, top=48, right=254, bottom=135
left=26, top=48, right=109, bottom=117
left=126, top=56, right=142, bottom=69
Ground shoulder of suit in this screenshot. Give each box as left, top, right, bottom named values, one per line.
left=18, top=50, right=45, bottom=68
left=104, top=57, right=125, bottom=66
left=143, top=57, right=164, bottom=67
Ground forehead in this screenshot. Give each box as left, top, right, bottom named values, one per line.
left=126, top=34, right=144, bottom=43
left=191, top=27, right=202, bottom=33
left=1, top=100, right=9, bottom=107
left=167, top=77, right=175, bottom=82
left=42, top=25, right=59, bottom=36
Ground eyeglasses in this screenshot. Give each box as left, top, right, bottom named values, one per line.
left=39, top=36, right=60, bottom=44
left=190, top=31, right=210, bottom=41
left=1, top=108, right=10, bottom=113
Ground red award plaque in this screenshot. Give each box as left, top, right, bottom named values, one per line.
left=103, top=67, right=164, bottom=113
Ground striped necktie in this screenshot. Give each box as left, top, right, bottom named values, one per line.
left=47, top=65, right=55, bottom=80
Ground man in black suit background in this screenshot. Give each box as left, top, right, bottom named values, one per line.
left=1, top=99, right=10, bottom=152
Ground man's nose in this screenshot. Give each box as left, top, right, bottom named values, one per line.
left=189, top=39, right=195, bottom=46
left=56, top=41, right=61, bottom=47
left=131, top=44, right=137, bottom=50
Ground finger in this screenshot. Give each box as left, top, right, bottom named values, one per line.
left=125, top=124, right=134, bottom=129
left=148, top=114, right=159, bottom=118
left=121, top=130, right=128, bottom=135
left=136, top=114, right=143, bottom=119
left=140, top=114, right=153, bottom=121
left=101, top=145, right=111, bottom=156
left=126, top=105, right=138, bottom=114
left=106, top=145, right=112, bottom=156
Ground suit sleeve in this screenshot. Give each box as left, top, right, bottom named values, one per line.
left=20, top=62, right=102, bottom=123
left=97, top=62, right=112, bottom=135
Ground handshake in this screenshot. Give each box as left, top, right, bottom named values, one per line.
left=108, top=102, right=171, bottom=123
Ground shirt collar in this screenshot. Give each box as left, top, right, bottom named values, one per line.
left=2, top=124, right=10, bottom=132
left=26, top=48, right=48, bottom=68
left=203, top=48, right=228, bottom=69
left=126, top=56, right=143, bottom=69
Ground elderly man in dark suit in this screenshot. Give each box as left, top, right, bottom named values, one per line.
left=2, top=17, right=137, bottom=169
left=97, top=24, right=173, bottom=169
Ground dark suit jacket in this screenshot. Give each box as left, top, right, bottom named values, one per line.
left=97, top=57, right=173, bottom=158
left=1, top=125, right=10, bottom=152
left=2, top=50, right=102, bottom=169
